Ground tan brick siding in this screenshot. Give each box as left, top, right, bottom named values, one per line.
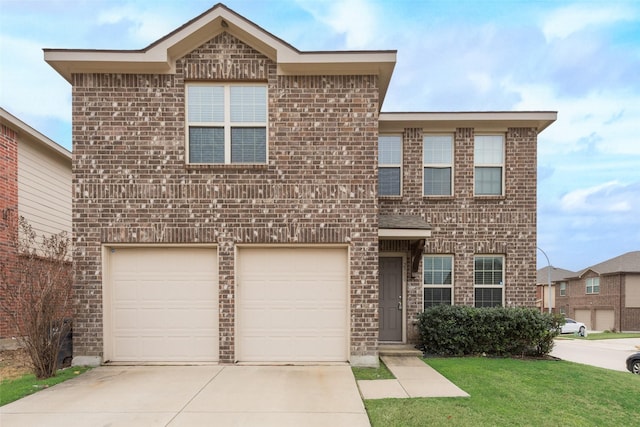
left=71, top=33, right=380, bottom=361
left=380, top=127, right=538, bottom=342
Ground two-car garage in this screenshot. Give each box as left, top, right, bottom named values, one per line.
left=104, top=246, right=349, bottom=364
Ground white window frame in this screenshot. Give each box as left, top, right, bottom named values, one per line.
left=586, top=277, right=600, bottom=294
left=378, top=134, right=403, bottom=196
left=473, top=254, right=505, bottom=307
left=423, top=134, right=453, bottom=197
left=559, top=282, right=567, bottom=296
left=185, top=83, right=268, bottom=164
left=422, top=255, right=454, bottom=309
left=474, top=134, right=505, bottom=196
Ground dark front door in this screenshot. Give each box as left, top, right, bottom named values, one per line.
left=379, top=257, right=403, bottom=341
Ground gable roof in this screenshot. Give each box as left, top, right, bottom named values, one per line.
left=44, top=3, right=397, bottom=105
left=577, top=251, right=640, bottom=277
left=0, top=107, right=71, bottom=160
left=536, top=266, right=575, bottom=284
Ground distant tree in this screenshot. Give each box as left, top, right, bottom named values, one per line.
left=0, top=216, right=72, bottom=379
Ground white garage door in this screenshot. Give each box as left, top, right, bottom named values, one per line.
left=106, top=247, right=218, bottom=362
left=237, top=247, right=348, bottom=362
left=595, top=309, right=615, bottom=331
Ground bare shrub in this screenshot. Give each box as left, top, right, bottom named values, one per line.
left=0, top=216, right=72, bottom=379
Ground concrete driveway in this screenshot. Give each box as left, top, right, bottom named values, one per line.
left=551, top=337, right=640, bottom=372
left=0, top=365, right=369, bottom=427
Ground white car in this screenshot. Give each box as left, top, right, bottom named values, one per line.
left=560, top=318, right=586, bottom=336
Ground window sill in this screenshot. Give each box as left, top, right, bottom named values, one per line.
left=474, top=195, right=506, bottom=201
left=186, top=163, right=269, bottom=171
left=423, top=195, right=454, bottom=200
left=379, top=195, right=403, bottom=200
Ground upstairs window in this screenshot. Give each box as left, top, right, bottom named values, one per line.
left=474, top=255, right=504, bottom=307
left=586, top=277, right=600, bottom=294
left=186, top=84, right=267, bottom=164
left=424, top=135, right=453, bottom=196
left=378, top=135, right=402, bottom=196
left=559, top=282, right=567, bottom=296
left=474, top=135, right=504, bottom=195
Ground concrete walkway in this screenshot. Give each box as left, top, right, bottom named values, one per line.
left=357, top=356, right=469, bottom=399
left=1, top=365, right=369, bottom=427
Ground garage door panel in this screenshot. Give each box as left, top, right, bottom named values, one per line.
left=107, top=247, right=218, bottom=362
left=237, top=247, right=348, bottom=362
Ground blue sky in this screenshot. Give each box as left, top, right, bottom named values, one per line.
left=1, top=0, right=638, bottom=271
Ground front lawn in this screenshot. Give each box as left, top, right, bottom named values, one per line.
left=352, top=358, right=395, bottom=380
left=0, top=366, right=92, bottom=406
left=364, top=357, right=640, bottom=426
left=559, top=332, right=640, bottom=341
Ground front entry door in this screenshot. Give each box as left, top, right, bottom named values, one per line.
left=379, top=257, right=403, bottom=341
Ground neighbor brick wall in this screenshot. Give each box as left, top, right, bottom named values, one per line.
left=0, top=123, right=19, bottom=338
left=380, top=127, right=539, bottom=342
left=71, top=32, right=380, bottom=362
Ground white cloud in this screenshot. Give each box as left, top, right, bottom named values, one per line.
left=295, top=0, right=381, bottom=48
left=0, top=35, right=70, bottom=122
left=542, top=3, right=636, bottom=41
left=97, top=4, right=177, bottom=45
left=560, top=181, right=635, bottom=212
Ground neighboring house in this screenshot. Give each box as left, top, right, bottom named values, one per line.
left=555, top=251, right=640, bottom=332
left=44, top=4, right=556, bottom=366
left=536, top=266, right=575, bottom=313
left=0, top=107, right=72, bottom=339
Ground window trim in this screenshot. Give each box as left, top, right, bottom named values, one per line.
left=474, top=134, right=505, bottom=196
left=423, top=134, right=454, bottom=197
left=422, top=254, right=454, bottom=309
left=185, top=82, right=268, bottom=165
left=473, top=254, right=505, bottom=307
left=586, top=277, right=600, bottom=294
left=378, top=134, right=403, bottom=197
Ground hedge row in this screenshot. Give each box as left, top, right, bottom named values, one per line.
left=417, top=305, right=563, bottom=357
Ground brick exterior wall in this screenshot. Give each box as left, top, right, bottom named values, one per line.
left=556, top=272, right=640, bottom=331
left=0, top=123, right=19, bottom=338
left=71, top=33, right=380, bottom=362
left=380, top=127, right=538, bottom=342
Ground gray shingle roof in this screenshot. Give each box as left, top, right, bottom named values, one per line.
left=536, top=266, right=576, bottom=283
left=579, top=251, right=640, bottom=276
left=379, top=215, right=431, bottom=230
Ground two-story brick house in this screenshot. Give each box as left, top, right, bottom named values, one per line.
left=0, top=108, right=72, bottom=341
left=44, top=4, right=555, bottom=366
left=555, top=251, right=640, bottom=332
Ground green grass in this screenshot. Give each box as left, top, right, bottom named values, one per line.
left=559, top=332, right=640, bottom=341
left=1, top=366, right=92, bottom=406
left=352, top=358, right=395, bottom=380
left=363, top=357, right=640, bottom=427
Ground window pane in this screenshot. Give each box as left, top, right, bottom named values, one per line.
left=231, top=127, right=266, bottom=163
left=424, top=256, right=453, bottom=285
left=230, top=86, right=267, bottom=122
left=379, top=135, right=401, bottom=165
left=379, top=167, right=401, bottom=196
left=188, top=86, right=224, bottom=122
left=424, top=135, right=452, bottom=164
left=424, top=288, right=452, bottom=309
left=474, top=288, right=502, bottom=307
left=424, top=167, right=451, bottom=196
left=475, top=167, right=502, bottom=195
left=474, top=256, right=503, bottom=285
left=189, top=127, right=224, bottom=163
left=475, top=135, right=503, bottom=164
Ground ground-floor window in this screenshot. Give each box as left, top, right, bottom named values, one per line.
left=423, top=255, right=453, bottom=308
left=474, top=255, right=504, bottom=307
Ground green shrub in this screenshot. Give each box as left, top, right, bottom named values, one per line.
left=417, top=305, right=562, bottom=357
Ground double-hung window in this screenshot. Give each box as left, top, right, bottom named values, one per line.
left=186, top=84, right=267, bottom=164
left=424, top=135, right=453, bottom=196
left=474, top=255, right=504, bottom=307
left=474, top=135, right=504, bottom=196
left=378, top=135, right=402, bottom=196
left=423, top=255, right=453, bottom=308
left=586, top=277, right=600, bottom=294
left=559, top=282, right=567, bottom=296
